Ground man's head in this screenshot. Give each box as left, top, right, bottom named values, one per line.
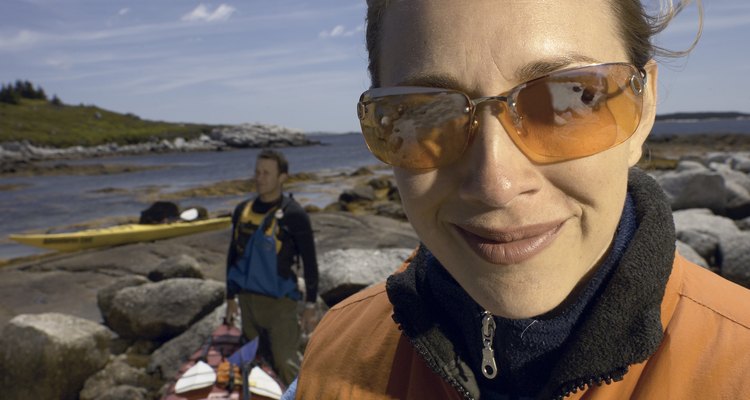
left=254, top=149, right=289, bottom=202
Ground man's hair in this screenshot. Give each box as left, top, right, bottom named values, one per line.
left=257, top=149, right=289, bottom=175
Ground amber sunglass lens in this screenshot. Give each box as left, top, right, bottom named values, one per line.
left=514, top=64, right=643, bottom=160
left=358, top=88, right=472, bottom=169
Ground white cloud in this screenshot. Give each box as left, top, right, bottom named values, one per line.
left=182, top=4, right=236, bottom=23
left=319, top=24, right=363, bottom=38
left=118, top=8, right=130, bottom=16
left=0, top=30, right=43, bottom=50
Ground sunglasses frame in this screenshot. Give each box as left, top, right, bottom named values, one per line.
left=358, top=62, right=651, bottom=168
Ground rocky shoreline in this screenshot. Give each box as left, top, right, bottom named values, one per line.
left=2, top=147, right=750, bottom=399
left=0, top=123, right=318, bottom=164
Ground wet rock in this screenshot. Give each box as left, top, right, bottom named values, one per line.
left=91, top=385, right=148, bottom=400
left=148, top=254, right=203, bottom=282
left=106, top=278, right=224, bottom=341
left=0, top=313, right=111, bottom=400
left=318, top=248, right=414, bottom=306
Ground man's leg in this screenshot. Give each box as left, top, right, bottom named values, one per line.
left=237, top=293, right=260, bottom=342
left=265, top=297, right=300, bottom=387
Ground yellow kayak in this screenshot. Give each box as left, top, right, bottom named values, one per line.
left=9, top=217, right=231, bottom=252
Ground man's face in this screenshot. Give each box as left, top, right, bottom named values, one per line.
left=254, top=158, right=285, bottom=199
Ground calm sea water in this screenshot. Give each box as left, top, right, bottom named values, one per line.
left=0, top=133, right=378, bottom=260
left=2, top=119, right=750, bottom=261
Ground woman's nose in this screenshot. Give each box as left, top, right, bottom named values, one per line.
left=457, top=110, right=542, bottom=208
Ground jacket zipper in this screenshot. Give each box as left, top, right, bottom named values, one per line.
left=480, top=310, right=498, bottom=379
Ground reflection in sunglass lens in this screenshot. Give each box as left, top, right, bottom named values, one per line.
left=358, top=63, right=645, bottom=168
left=359, top=89, right=472, bottom=169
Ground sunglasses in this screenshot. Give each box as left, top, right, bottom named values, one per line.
left=357, top=63, right=649, bottom=169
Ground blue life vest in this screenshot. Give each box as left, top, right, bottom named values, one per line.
left=228, top=197, right=300, bottom=300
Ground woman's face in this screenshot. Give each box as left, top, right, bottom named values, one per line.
left=379, top=0, right=656, bottom=318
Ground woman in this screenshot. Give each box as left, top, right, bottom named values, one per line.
left=290, top=0, right=750, bottom=398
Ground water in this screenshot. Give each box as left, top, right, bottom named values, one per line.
left=2, top=119, right=750, bottom=261
left=0, top=133, right=379, bottom=260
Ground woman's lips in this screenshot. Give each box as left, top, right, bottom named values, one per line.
left=455, top=220, right=566, bottom=265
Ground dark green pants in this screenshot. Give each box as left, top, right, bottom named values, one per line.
left=237, top=292, right=299, bottom=386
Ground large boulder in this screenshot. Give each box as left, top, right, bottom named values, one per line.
left=148, top=304, right=226, bottom=381
left=147, top=254, right=204, bottom=282
left=0, top=313, right=111, bottom=400
left=673, top=209, right=741, bottom=243
left=318, top=248, right=414, bottom=306
left=656, top=169, right=726, bottom=213
left=718, top=232, right=750, bottom=288
left=97, top=275, right=150, bottom=325
left=80, top=355, right=158, bottom=400
left=106, top=278, right=224, bottom=341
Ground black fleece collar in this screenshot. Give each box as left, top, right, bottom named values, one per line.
left=386, top=168, right=676, bottom=399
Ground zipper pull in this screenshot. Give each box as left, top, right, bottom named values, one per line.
left=481, top=310, right=498, bottom=379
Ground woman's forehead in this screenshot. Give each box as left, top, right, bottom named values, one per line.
left=377, top=0, right=627, bottom=89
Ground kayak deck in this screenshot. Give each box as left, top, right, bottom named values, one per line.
left=9, top=217, right=231, bottom=252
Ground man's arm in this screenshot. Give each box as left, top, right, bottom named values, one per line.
left=286, top=207, right=319, bottom=303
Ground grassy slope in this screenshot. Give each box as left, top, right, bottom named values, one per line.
left=0, top=99, right=218, bottom=147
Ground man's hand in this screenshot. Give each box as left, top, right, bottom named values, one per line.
left=301, top=304, right=318, bottom=335
left=225, top=298, right=238, bottom=324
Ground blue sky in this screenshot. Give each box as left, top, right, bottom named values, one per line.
left=1, top=1, right=748, bottom=133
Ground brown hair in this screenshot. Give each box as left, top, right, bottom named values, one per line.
left=364, top=0, right=703, bottom=87
left=257, top=149, right=289, bottom=175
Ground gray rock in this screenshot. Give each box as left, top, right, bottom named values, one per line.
left=80, top=355, right=157, bottom=400
left=733, top=155, right=750, bottom=173
left=675, top=229, right=719, bottom=265
left=656, top=170, right=726, bottom=213
left=106, top=278, right=224, bottom=341
left=318, top=248, right=414, bottom=306
left=673, top=208, right=741, bottom=244
left=737, top=216, right=750, bottom=231
left=311, top=212, right=418, bottom=255
left=148, top=304, right=226, bottom=381
left=98, top=275, right=150, bottom=325
left=148, top=254, right=204, bottom=282
left=92, top=385, right=148, bottom=400
left=676, top=240, right=709, bottom=269
left=718, top=232, right=750, bottom=288
left=209, top=123, right=311, bottom=148
left=0, top=313, right=111, bottom=400
left=724, top=179, right=750, bottom=219
left=675, top=160, right=707, bottom=172
left=376, top=202, right=406, bottom=220
left=339, top=184, right=376, bottom=203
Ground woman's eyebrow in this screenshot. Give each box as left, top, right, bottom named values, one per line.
left=396, top=73, right=463, bottom=90
left=515, top=54, right=600, bottom=82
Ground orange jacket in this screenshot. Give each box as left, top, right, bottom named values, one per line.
left=296, top=254, right=750, bottom=399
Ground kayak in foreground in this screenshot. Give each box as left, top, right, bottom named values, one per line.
left=9, top=217, right=231, bottom=252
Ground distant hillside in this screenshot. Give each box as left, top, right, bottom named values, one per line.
left=655, top=111, right=750, bottom=121
left=0, top=98, right=218, bottom=148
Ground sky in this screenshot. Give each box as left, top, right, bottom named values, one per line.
left=1, top=1, right=748, bottom=133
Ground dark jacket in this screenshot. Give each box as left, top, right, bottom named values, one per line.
left=226, top=194, right=318, bottom=303
left=295, top=170, right=750, bottom=399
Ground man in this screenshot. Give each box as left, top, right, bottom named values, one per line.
left=225, top=149, right=318, bottom=386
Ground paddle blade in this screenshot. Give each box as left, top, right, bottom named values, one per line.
left=228, top=337, right=259, bottom=366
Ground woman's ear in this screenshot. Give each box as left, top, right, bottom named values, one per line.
left=628, top=60, right=658, bottom=166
